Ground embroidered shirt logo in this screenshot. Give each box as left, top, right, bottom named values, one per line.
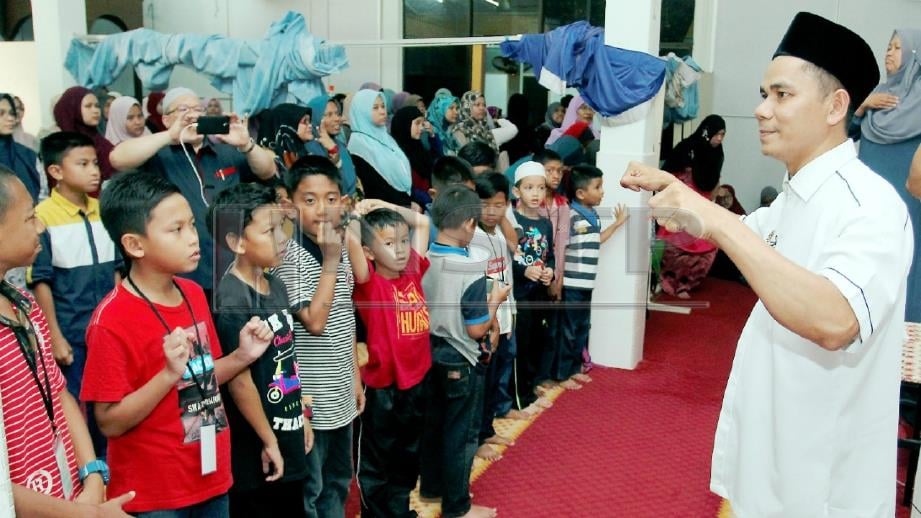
left=766, top=231, right=778, bottom=248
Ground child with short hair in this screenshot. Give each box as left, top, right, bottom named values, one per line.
left=420, top=184, right=510, bottom=518
left=351, top=198, right=431, bottom=517
left=511, top=161, right=555, bottom=409
left=270, top=155, right=368, bottom=517
left=208, top=183, right=311, bottom=517
left=558, top=165, right=628, bottom=385
left=81, top=171, right=274, bottom=515
left=29, top=132, right=120, bottom=396
left=424, top=156, right=476, bottom=244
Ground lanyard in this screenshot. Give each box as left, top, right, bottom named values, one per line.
left=0, top=285, right=56, bottom=433
left=125, top=275, right=209, bottom=405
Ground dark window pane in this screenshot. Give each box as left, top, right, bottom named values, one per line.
left=543, top=0, right=590, bottom=30
left=473, top=0, right=540, bottom=36
left=404, top=0, right=471, bottom=38
left=661, top=0, right=695, bottom=56
left=403, top=47, right=472, bottom=103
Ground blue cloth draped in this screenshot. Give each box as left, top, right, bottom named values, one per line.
left=500, top=21, right=665, bottom=117
left=64, top=11, right=348, bottom=116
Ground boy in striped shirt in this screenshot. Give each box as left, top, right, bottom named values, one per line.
left=558, top=165, right=628, bottom=386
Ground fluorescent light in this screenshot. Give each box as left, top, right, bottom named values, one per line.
left=483, top=0, right=499, bottom=6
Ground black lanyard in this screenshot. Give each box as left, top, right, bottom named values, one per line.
left=0, top=284, right=57, bottom=434
left=125, top=275, right=209, bottom=404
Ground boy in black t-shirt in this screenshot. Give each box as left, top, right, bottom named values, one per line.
left=209, top=183, right=310, bottom=517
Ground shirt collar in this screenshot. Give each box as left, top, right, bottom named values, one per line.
left=50, top=188, right=97, bottom=217
left=783, top=139, right=858, bottom=202
left=430, top=242, right=469, bottom=257
left=570, top=201, right=598, bottom=224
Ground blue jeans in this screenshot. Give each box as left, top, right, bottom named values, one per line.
left=492, top=332, right=516, bottom=418
left=134, top=494, right=228, bottom=518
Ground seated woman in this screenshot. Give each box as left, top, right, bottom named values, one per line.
left=391, top=105, right=434, bottom=207
left=709, top=184, right=746, bottom=283
left=307, top=95, right=357, bottom=197
left=545, top=94, right=598, bottom=147
left=451, top=90, right=510, bottom=171
left=656, top=114, right=726, bottom=298
left=255, top=103, right=313, bottom=169
left=105, top=96, right=151, bottom=146
left=425, top=93, right=460, bottom=157
left=53, top=86, right=115, bottom=191
left=348, top=89, right=413, bottom=207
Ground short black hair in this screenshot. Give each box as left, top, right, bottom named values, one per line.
left=801, top=61, right=854, bottom=126
left=207, top=183, right=278, bottom=251
left=532, top=148, right=562, bottom=165
left=458, top=141, right=497, bottom=169
left=431, top=184, right=481, bottom=231
left=40, top=131, right=96, bottom=172
left=360, top=208, right=408, bottom=247
left=474, top=172, right=509, bottom=201
left=99, top=170, right=181, bottom=262
left=567, top=164, right=603, bottom=201
left=285, top=155, right=342, bottom=195
left=0, top=166, right=21, bottom=222
left=431, top=156, right=473, bottom=193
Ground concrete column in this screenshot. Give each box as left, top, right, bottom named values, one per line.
left=32, top=0, right=87, bottom=130
left=589, top=0, right=664, bottom=369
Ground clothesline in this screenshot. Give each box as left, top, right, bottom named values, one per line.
left=75, top=33, right=522, bottom=48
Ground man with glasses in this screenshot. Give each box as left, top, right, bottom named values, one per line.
left=109, top=87, right=277, bottom=301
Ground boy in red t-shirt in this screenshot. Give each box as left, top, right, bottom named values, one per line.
left=0, top=168, right=133, bottom=516
left=81, top=171, right=274, bottom=515
left=352, top=198, right=431, bottom=517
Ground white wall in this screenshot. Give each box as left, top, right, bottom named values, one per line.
left=707, top=0, right=921, bottom=212
left=0, top=42, right=40, bottom=135
left=142, top=0, right=403, bottom=112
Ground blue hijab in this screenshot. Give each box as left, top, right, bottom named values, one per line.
left=426, top=94, right=460, bottom=155
left=306, top=94, right=356, bottom=195
left=347, top=89, right=412, bottom=194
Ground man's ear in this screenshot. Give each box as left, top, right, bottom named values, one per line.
left=827, top=88, right=851, bottom=126
left=46, top=164, right=63, bottom=182
left=120, top=233, right=145, bottom=261
left=225, top=232, right=244, bottom=255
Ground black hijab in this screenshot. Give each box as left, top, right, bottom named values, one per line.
left=0, top=93, right=40, bottom=201
left=664, top=114, right=725, bottom=192
left=390, top=106, right=432, bottom=183
left=255, top=103, right=312, bottom=157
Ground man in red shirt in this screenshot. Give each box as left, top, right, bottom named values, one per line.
left=0, top=167, right=133, bottom=516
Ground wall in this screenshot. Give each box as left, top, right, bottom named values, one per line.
left=707, top=0, right=921, bottom=211
left=0, top=42, right=39, bottom=135
left=142, top=0, right=403, bottom=112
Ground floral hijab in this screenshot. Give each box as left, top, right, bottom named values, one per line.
left=451, top=90, right=499, bottom=153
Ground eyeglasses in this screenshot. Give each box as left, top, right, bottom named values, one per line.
left=167, top=105, right=205, bottom=116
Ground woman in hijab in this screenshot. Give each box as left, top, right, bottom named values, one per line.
left=426, top=93, right=461, bottom=157
left=53, top=86, right=115, bottom=186
left=11, top=96, right=38, bottom=151
left=545, top=94, right=599, bottom=147
left=145, top=91, right=166, bottom=133
left=534, top=101, right=564, bottom=147
left=307, top=95, right=357, bottom=196
left=451, top=90, right=510, bottom=170
left=501, top=93, right=534, bottom=163
left=853, top=28, right=921, bottom=322
left=104, top=96, right=151, bottom=146
left=255, top=103, right=312, bottom=169
left=391, top=105, right=435, bottom=207
left=656, top=114, right=727, bottom=299
left=0, top=93, right=41, bottom=202
left=348, top=89, right=412, bottom=207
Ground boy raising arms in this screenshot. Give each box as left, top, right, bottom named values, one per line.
left=81, top=171, right=273, bottom=516
left=209, top=183, right=311, bottom=517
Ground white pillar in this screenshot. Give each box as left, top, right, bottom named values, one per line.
left=589, top=0, right=664, bottom=369
left=0, top=392, right=13, bottom=516
left=31, top=0, right=87, bottom=130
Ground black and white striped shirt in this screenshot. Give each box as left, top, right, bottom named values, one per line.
left=271, top=236, right=357, bottom=431
left=563, top=203, right=601, bottom=290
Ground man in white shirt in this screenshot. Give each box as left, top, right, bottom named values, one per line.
left=622, top=12, right=911, bottom=517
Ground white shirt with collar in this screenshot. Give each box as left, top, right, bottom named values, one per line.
left=709, top=139, right=913, bottom=517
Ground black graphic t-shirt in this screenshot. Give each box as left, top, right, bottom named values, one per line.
left=512, top=212, right=555, bottom=301
left=215, top=273, right=308, bottom=490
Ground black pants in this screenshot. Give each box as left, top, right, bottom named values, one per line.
left=358, top=383, right=425, bottom=518
left=514, top=296, right=554, bottom=407
left=479, top=332, right=514, bottom=443
left=303, top=424, right=353, bottom=518
left=557, top=288, right=592, bottom=380
left=419, top=346, right=485, bottom=518
left=230, top=479, right=306, bottom=518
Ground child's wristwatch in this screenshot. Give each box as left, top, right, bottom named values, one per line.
left=79, top=459, right=110, bottom=485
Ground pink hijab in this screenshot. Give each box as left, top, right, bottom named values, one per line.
left=545, top=95, right=600, bottom=146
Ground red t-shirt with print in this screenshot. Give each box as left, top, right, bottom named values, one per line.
left=354, top=249, right=431, bottom=389
left=81, top=278, right=231, bottom=513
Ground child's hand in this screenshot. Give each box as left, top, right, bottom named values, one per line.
left=355, top=382, right=366, bottom=415
left=261, top=440, right=284, bottom=482
left=548, top=278, right=562, bottom=301
left=489, top=280, right=513, bottom=305
left=489, top=319, right=501, bottom=353
left=355, top=198, right=388, bottom=215
left=304, top=421, right=314, bottom=453
left=524, top=265, right=542, bottom=282
left=51, top=334, right=74, bottom=367
left=317, top=221, right=344, bottom=262
left=163, top=328, right=193, bottom=381
left=614, top=203, right=629, bottom=227
left=237, top=317, right=274, bottom=363
left=539, top=267, right=554, bottom=285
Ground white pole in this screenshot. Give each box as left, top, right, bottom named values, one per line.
left=589, top=0, right=664, bottom=369
left=0, top=390, right=15, bottom=517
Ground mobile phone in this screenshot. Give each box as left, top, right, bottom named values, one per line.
left=196, top=116, right=230, bottom=135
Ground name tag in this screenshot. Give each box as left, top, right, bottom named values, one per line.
left=200, top=424, right=217, bottom=475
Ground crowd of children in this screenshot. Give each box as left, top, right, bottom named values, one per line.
left=0, top=87, right=627, bottom=518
